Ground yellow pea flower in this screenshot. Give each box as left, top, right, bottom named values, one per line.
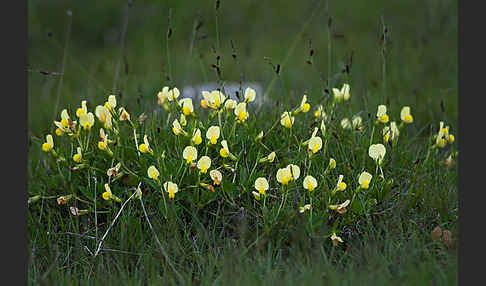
left=95, top=105, right=112, bottom=129
left=139, top=135, right=153, bottom=155
left=314, top=104, right=323, bottom=119
left=308, top=136, right=322, bottom=154
left=107, top=162, right=122, bottom=177
left=297, top=94, right=310, bottom=113
left=179, top=98, right=194, bottom=116
left=244, top=87, right=256, bottom=103
left=55, top=127, right=64, bottom=136
left=42, top=134, right=54, bottom=152
left=299, top=204, right=312, bottom=213
left=335, top=175, right=347, bottom=192
left=183, top=146, right=198, bottom=164
left=368, top=144, right=386, bottom=165
left=180, top=114, right=187, bottom=127
left=234, top=102, right=249, bottom=123
left=329, top=200, right=350, bottom=214
left=118, top=107, right=130, bottom=121
left=206, top=126, right=221, bottom=145
left=280, top=111, right=295, bottom=128
left=105, top=95, right=117, bottom=110
left=329, top=158, right=336, bottom=169
left=287, top=164, right=301, bottom=180
left=172, top=119, right=186, bottom=136
left=210, top=169, right=222, bottom=185
left=102, top=183, right=121, bottom=202
left=197, top=156, right=211, bottom=174
left=252, top=191, right=261, bottom=201
left=341, top=118, right=352, bottom=129
left=382, top=122, right=399, bottom=144
left=163, top=181, right=179, bottom=199
left=352, top=115, right=363, bottom=130
left=358, top=171, right=373, bottom=189
left=224, top=98, right=237, bottom=110
left=73, top=147, right=82, bottom=162
left=255, top=130, right=264, bottom=142
left=167, top=87, right=180, bottom=102
left=54, top=109, right=76, bottom=134
left=330, top=233, right=344, bottom=247
left=376, top=105, right=389, bottom=124
left=192, top=128, right=203, bottom=145
left=254, top=177, right=269, bottom=195
left=276, top=167, right=292, bottom=186
left=332, top=83, right=350, bottom=102
left=303, top=175, right=318, bottom=192
left=400, top=106, right=413, bottom=124
left=208, top=90, right=226, bottom=109
left=76, top=100, right=88, bottom=117
left=219, top=140, right=237, bottom=160
left=259, top=151, right=276, bottom=163
left=147, top=165, right=160, bottom=181
left=157, top=87, right=170, bottom=110
left=79, top=112, right=95, bottom=130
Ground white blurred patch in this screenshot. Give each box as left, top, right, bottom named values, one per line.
left=181, top=82, right=264, bottom=105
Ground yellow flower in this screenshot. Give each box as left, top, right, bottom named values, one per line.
left=42, top=134, right=54, bottom=152
left=224, top=99, right=237, bottom=110
left=299, top=204, right=312, bottom=213
left=276, top=167, right=292, bottom=185
left=95, top=105, right=112, bottom=129
left=79, top=112, right=95, bottom=130
left=219, top=140, right=230, bottom=157
left=267, top=151, right=276, bottom=162
left=329, top=158, right=336, bottom=169
left=172, top=119, right=186, bottom=136
left=330, top=233, right=343, bottom=247
left=314, top=105, right=323, bottom=118
left=287, top=164, right=301, bottom=180
left=157, top=87, right=170, bottom=110
left=180, top=113, right=187, bottom=126
left=183, top=145, right=198, bottom=164
left=73, top=147, right=82, bottom=162
left=192, top=128, right=203, bottom=145
left=179, top=98, right=194, bottom=116
left=167, top=87, right=180, bottom=102
left=252, top=191, right=261, bottom=200
left=341, top=118, right=352, bottom=129
left=54, top=109, right=75, bottom=133
left=139, top=135, right=153, bottom=154
left=207, top=90, right=226, bottom=109
left=134, top=186, right=142, bottom=199
left=299, top=95, right=310, bottom=113
left=107, top=162, right=122, bottom=177
left=352, top=115, right=363, bottom=130
left=210, top=169, right=222, bottom=185
left=382, top=122, right=399, bottom=143
left=308, top=136, right=322, bottom=154
left=55, top=128, right=64, bottom=136
left=254, top=177, right=269, bottom=195
left=102, top=183, right=120, bottom=201
left=358, top=171, right=373, bottom=189
left=163, top=181, right=179, bottom=199
left=197, top=156, right=211, bottom=174
left=255, top=130, right=264, bottom=142
left=206, top=126, right=221, bottom=145
left=76, top=100, right=88, bottom=117
left=332, top=83, right=350, bottom=102
left=147, top=165, right=160, bottom=181
left=400, top=106, right=413, bottom=124
left=336, top=200, right=350, bottom=214
left=105, top=95, right=117, bottom=110
left=280, top=111, right=295, bottom=128
left=118, top=107, right=130, bottom=121
left=448, top=134, right=455, bottom=143
left=234, top=102, right=249, bottom=123
left=335, top=175, right=347, bottom=192
left=303, top=175, right=318, bottom=192
left=244, top=87, right=256, bottom=103
left=376, top=105, right=389, bottom=124
left=368, top=144, right=386, bottom=165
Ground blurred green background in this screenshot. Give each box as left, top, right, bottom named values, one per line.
left=28, top=0, right=457, bottom=136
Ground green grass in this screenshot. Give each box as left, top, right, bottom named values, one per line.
left=28, top=0, right=458, bottom=285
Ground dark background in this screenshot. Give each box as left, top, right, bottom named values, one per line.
left=28, top=0, right=457, bottom=135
